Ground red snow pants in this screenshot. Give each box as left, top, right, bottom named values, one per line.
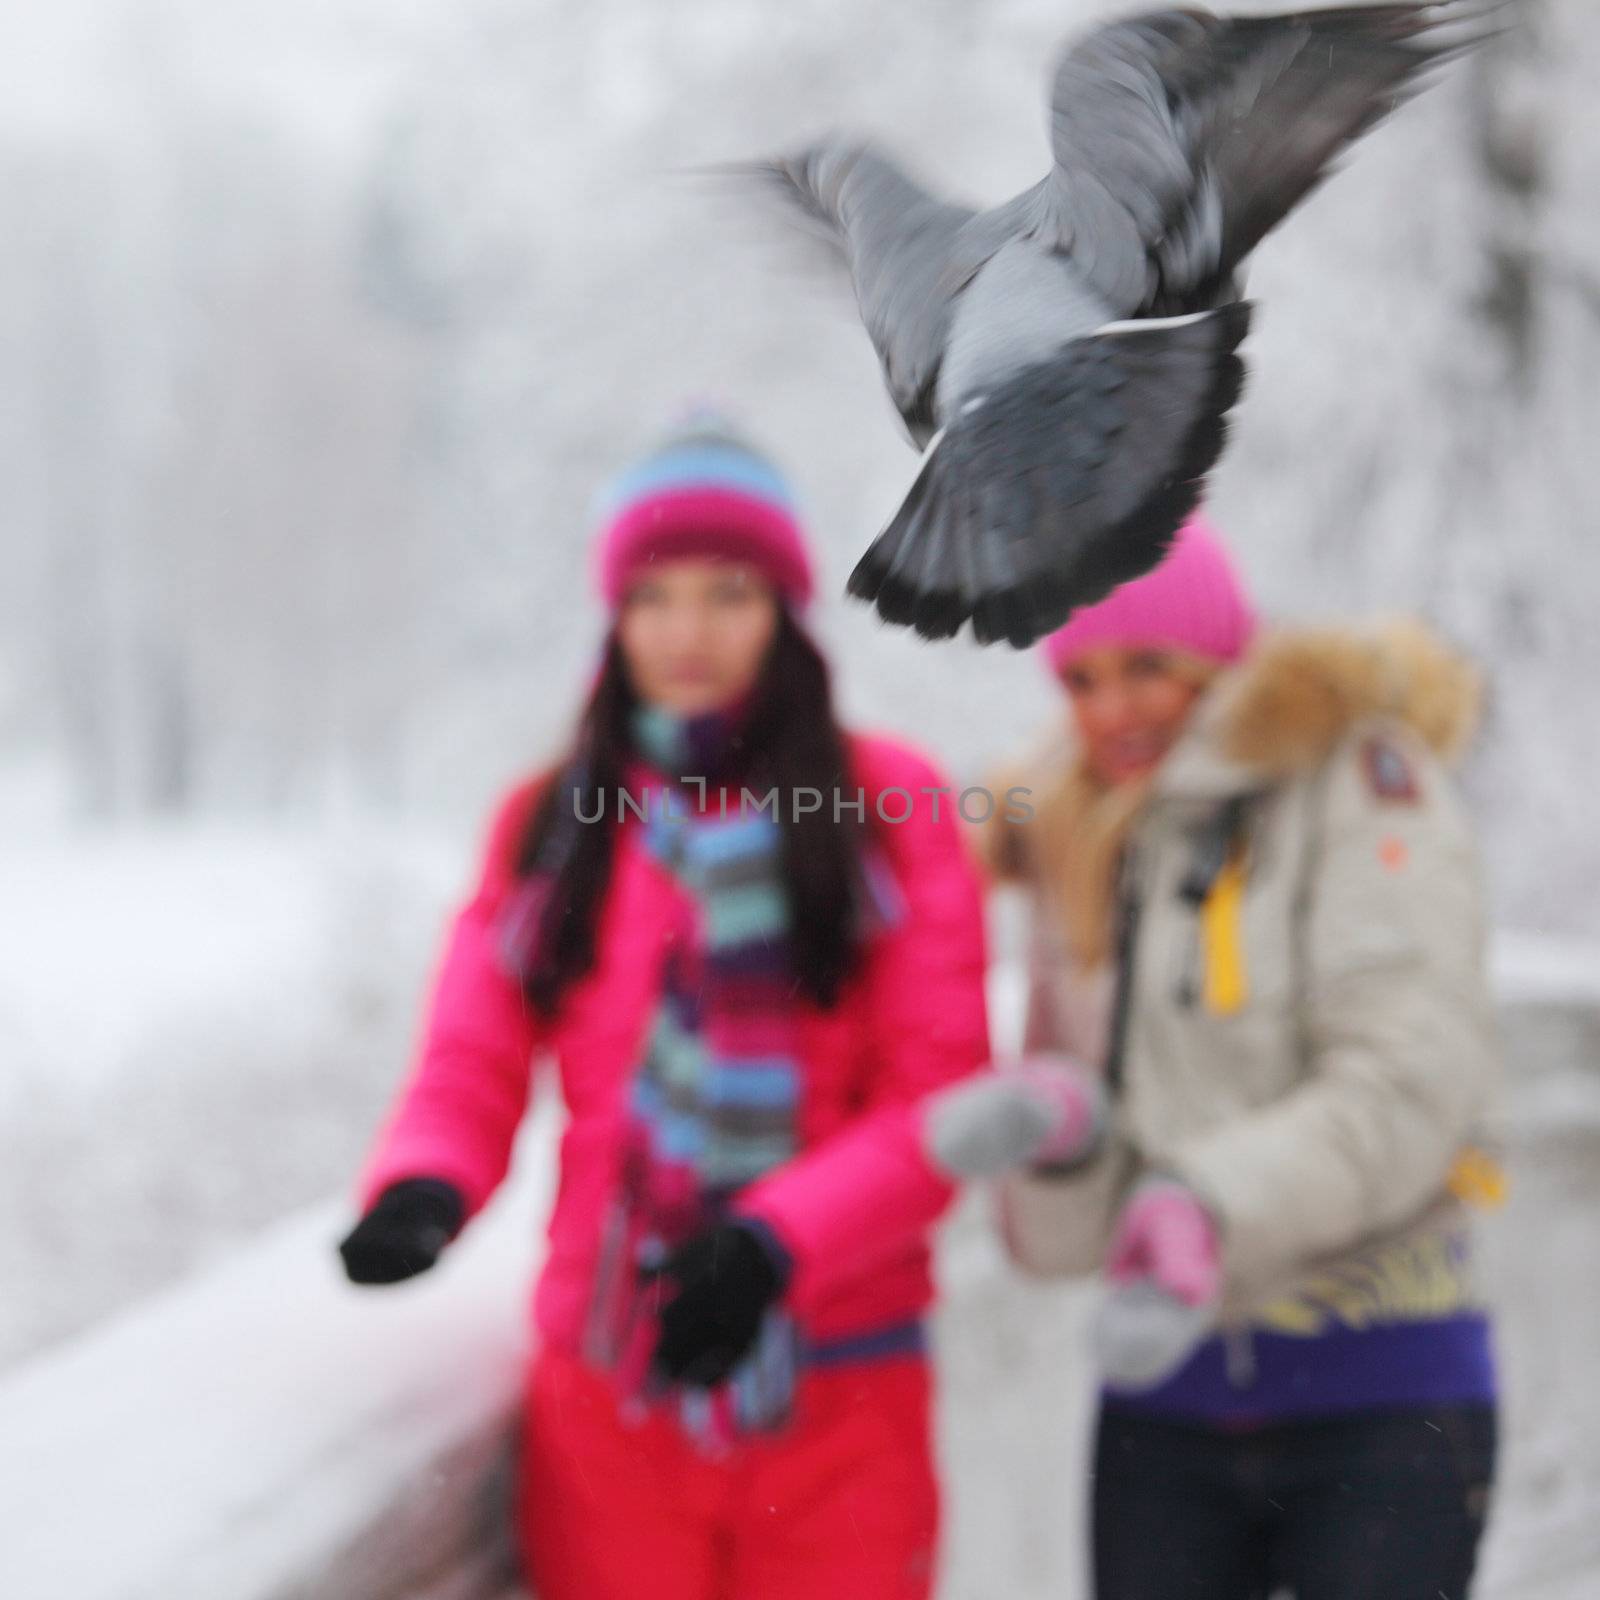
left=517, top=1344, right=940, bottom=1600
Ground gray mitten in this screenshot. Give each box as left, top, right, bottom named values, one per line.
left=1094, top=1280, right=1215, bottom=1391
left=923, top=1056, right=1104, bottom=1179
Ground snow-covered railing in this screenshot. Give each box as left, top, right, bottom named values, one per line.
left=0, top=1119, right=557, bottom=1600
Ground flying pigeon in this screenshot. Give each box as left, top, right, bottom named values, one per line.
left=732, top=3, right=1493, bottom=648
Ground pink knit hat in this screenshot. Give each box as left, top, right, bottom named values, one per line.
left=1039, top=512, right=1256, bottom=677
left=592, top=412, right=815, bottom=610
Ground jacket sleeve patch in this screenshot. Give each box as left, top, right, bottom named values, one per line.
left=1360, top=736, right=1421, bottom=804
left=1377, top=835, right=1410, bottom=873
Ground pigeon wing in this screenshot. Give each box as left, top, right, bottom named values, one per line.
left=1044, top=4, right=1489, bottom=314
left=739, top=141, right=1015, bottom=444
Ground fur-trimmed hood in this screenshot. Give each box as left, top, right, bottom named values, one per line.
left=1156, top=618, right=1483, bottom=799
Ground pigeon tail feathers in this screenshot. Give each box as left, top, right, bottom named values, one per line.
left=848, top=302, right=1250, bottom=648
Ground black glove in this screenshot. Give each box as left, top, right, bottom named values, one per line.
left=338, top=1178, right=466, bottom=1286
left=642, top=1219, right=792, bottom=1388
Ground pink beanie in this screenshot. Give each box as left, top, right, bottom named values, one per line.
left=592, top=412, right=815, bottom=610
left=1039, top=512, right=1256, bottom=677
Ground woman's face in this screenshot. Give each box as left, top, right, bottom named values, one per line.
left=617, top=558, right=781, bottom=717
left=1060, top=646, right=1207, bottom=785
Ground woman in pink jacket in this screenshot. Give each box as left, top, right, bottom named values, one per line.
left=337, top=413, right=990, bottom=1600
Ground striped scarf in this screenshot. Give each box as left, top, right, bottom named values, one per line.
left=582, top=699, right=811, bottom=1450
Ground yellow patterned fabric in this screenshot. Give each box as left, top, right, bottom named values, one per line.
left=1253, top=1229, right=1482, bottom=1337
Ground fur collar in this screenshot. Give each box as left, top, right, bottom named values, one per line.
left=1156, top=619, right=1482, bottom=799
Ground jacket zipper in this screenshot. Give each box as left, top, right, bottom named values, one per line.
left=1102, top=845, right=1145, bottom=1102
left=1175, top=921, right=1203, bottom=1009
left=1174, top=797, right=1250, bottom=1008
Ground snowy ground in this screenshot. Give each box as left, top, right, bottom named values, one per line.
left=0, top=821, right=464, bottom=1369
left=4, top=828, right=1599, bottom=1596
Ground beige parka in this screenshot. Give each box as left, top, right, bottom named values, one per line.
left=981, top=621, right=1504, bottom=1330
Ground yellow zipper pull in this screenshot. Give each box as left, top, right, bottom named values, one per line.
left=1200, top=850, right=1249, bottom=1016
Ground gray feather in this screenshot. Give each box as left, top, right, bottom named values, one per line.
left=1045, top=3, right=1498, bottom=314
left=738, top=143, right=1018, bottom=444
left=936, top=238, right=1114, bottom=414
left=849, top=303, right=1251, bottom=648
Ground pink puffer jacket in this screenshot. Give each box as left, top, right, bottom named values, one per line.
left=357, top=733, right=991, bottom=1351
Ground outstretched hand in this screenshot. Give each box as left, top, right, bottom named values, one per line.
left=923, top=1054, right=1105, bottom=1179
left=338, top=1178, right=466, bottom=1287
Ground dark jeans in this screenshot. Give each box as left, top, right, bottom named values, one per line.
left=1092, top=1403, right=1497, bottom=1600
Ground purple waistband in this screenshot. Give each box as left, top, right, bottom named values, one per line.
left=1103, top=1313, right=1498, bottom=1429
left=801, top=1319, right=927, bottom=1369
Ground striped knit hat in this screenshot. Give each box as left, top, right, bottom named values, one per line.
left=593, top=411, right=815, bottom=610
left=1039, top=511, right=1256, bottom=676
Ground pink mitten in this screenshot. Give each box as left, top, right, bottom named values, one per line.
left=1017, top=1056, right=1105, bottom=1166
left=1106, top=1178, right=1221, bottom=1309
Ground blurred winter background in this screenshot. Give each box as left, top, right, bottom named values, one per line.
left=2, top=0, right=1598, bottom=1595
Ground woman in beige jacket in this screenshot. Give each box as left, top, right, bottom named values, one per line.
left=974, top=514, right=1502, bottom=1600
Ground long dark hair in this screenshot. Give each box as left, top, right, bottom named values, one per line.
left=515, top=609, right=869, bottom=1018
